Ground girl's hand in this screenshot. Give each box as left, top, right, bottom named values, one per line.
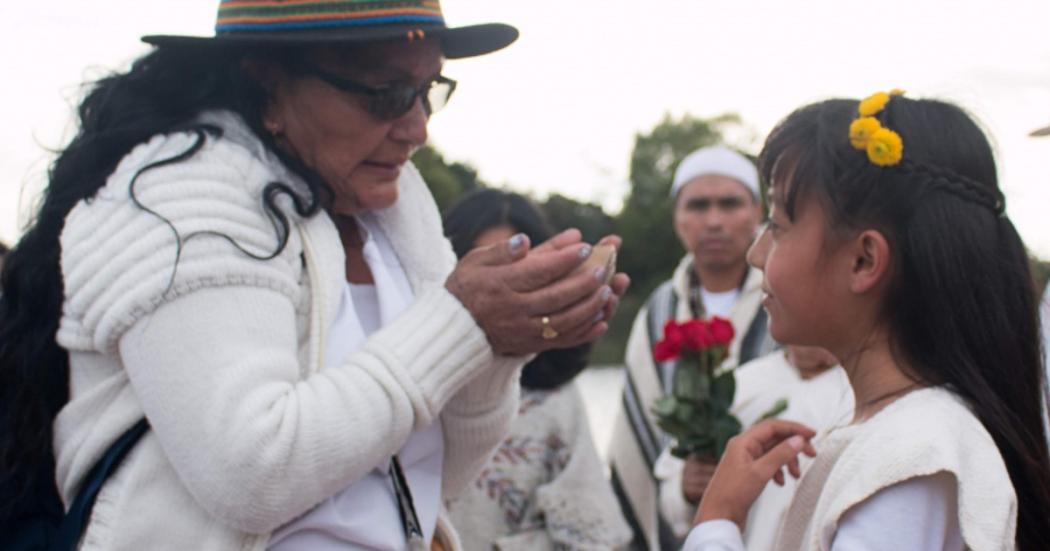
left=694, top=419, right=818, bottom=530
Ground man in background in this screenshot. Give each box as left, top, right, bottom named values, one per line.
left=608, top=146, right=777, bottom=549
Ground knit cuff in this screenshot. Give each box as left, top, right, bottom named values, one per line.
left=446, top=354, right=526, bottom=415
left=365, top=285, right=518, bottom=423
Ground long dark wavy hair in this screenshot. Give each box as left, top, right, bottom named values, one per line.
left=759, top=97, right=1050, bottom=549
left=443, top=189, right=591, bottom=390
left=0, top=44, right=328, bottom=524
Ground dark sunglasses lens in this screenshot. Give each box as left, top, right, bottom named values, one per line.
left=371, top=86, right=418, bottom=120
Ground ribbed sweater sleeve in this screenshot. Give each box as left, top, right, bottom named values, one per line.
left=57, top=130, right=304, bottom=354
left=117, top=282, right=513, bottom=533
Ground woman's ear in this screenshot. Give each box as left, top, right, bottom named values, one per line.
left=848, top=229, right=891, bottom=294
left=241, top=58, right=288, bottom=136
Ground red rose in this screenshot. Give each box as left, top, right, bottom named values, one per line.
left=681, top=319, right=713, bottom=351
left=654, top=320, right=684, bottom=361
left=709, top=316, right=735, bottom=346
left=654, top=339, right=680, bottom=362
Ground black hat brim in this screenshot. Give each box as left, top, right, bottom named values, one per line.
left=142, top=22, right=517, bottom=59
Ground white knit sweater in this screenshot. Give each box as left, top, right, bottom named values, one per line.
left=774, top=386, right=1017, bottom=551
left=53, top=111, right=524, bottom=550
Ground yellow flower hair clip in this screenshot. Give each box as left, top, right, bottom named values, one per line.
left=867, top=128, right=904, bottom=167
left=850, top=90, right=904, bottom=166
left=858, top=92, right=890, bottom=117
left=849, top=117, right=881, bottom=149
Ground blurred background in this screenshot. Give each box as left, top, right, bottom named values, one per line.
left=3, top=1, right=1049, bottom=378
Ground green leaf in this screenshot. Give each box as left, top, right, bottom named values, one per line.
left=677, top=433, right=716, bottom=458
left=656, top=414, right=690, bottom=436
left=652, top=396, right=678, bottom=417
left=712, top=346, right=728, bottom=368
left=758, top=399, right=790, bottom=422
left=710, top=371, right=736, bottom=410
left=675, top=401, right=697, bottom=424
left=712, top=414, right=743, bottom=458
left=674, top=363, right=708, bottom=401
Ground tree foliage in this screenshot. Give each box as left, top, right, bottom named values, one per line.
left=539, top=193, right=616, bottom=245
left=617, top=113, right=745, bottom=300
left=411, top=145, right=483, bottom=213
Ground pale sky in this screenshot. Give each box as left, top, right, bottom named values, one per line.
left=3, top=1, right=1050, bottom=254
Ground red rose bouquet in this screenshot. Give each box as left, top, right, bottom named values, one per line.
left=652, top=317, right=743, bottom=459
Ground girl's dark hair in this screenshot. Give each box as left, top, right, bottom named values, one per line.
left=443, top=189, right=591, bottom=389
left=759, top=97, right=1050, bottom=549
left=0, top=45, right=327, bottom=521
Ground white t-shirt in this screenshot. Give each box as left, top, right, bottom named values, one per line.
left=700, top=287, right=740, bottom=319
left=269, top=214, right=444, bottom=550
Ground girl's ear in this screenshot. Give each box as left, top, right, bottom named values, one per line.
left=848, top=229, right=891, bottom=294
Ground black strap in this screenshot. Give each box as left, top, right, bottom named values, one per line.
left=52, top=418, right=149, bottom=550
left=388, top=455, right=424, bottom=543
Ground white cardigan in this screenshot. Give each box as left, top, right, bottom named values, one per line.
left=53, top=111, right=524, bottom=550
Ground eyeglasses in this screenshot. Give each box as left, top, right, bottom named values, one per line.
left=299, top=62, right=457, bottom=121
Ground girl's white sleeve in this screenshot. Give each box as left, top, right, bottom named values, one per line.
left=682, top=520, right=745, bottom=551
left=682, top=473, right=962, bottom=551
left=831, top=472, right=963, bottom=550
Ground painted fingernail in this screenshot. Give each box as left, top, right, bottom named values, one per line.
left=594, top=310, right=605, bottom=323
left=508, top=234, right=526, bottom=252
left=601, top=286, right=612, bottom=301
left=593, top=267, right=608, bottom=282
left=578, top=245, right=592, bottom=259
left=787, top=435, right=805, bottom=451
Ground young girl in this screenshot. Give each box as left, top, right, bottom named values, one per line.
left=684, top=94, right=1050, bottom=550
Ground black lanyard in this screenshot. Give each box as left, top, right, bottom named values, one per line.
left=388, top=455, right=426, bottom=548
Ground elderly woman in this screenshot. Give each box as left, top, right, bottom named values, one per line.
left=0, top=2, right=628, bottom=550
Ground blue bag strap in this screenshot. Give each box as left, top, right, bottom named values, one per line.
left=52, top=418, right=149, bottom=551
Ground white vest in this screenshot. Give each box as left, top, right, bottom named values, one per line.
left=775, top=387, right=1017, bottom=551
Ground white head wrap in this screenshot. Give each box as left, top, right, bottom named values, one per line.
left=670, top=145, right=759, bottom=199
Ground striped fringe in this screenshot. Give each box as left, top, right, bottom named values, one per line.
left=216, top=0, right=444, bottom=32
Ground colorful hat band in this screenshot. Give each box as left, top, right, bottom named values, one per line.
left=216, top=0, right=445, bottom=33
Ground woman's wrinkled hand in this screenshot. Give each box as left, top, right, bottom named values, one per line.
left=445, top=229, right=630, bottom=356
left=693, top=419, right=817, bottom=530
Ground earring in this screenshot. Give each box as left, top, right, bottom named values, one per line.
left=264, top=119, right=283, bottom=137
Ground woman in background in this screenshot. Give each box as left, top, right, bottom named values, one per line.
left=444, top=189, right=632, bottom=550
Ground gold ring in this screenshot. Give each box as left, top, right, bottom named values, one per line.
left=541, top=316, right=559, bottom=340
